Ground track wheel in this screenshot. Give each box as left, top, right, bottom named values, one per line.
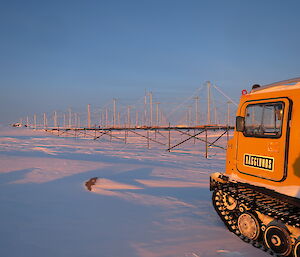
left=237, top=212, right=260, bottom=240
left=264, top=225, right=292, bottom=256
left=294, top=240, right=300, bottom=257
left=222, top=192, right=237, bottom=211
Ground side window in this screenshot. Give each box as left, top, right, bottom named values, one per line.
left=244, top=102, right=284, bottom=138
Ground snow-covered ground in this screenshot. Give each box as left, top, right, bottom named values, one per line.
left=0, top=126, right=269, bottom=257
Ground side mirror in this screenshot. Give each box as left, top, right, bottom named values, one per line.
left=236, top=116, right=245, bottom=132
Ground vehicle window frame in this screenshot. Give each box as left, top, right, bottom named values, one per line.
left=242, top=101, right=284, bottom=139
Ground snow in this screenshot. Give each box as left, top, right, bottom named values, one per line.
left=0, top=126, right=269, bottom=257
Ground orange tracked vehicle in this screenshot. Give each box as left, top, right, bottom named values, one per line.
left=210, top=78, right=300, bottom=257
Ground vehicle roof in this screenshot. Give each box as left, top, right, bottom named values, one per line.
left=250, top=77, right=300, bottom=94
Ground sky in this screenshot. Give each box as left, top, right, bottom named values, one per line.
left=1, top=0, right=300, bottom=124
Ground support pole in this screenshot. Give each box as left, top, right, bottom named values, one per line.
left=43, top=113, right=47, bottom=129
left=127, top=106, right=131, bottom=128
left=168, top=123, right=171, bottom=152
left=214, top=106, right=217, bottom=125
left=68, top=108, right=72, bottom=128
left=207, top=81, right=211, bottom=125
left=194, top=96, right=199, bottom=125
left=149, top=92, right=153, bottom=126
left=87, top=104, right=91, bottom=129
left=188, top=106, right=192, bottom=126
left=74, top=113, right=77, bottom=128
left=101, top=111, right=104, bottom=128
left=105, top=108, right=108, bottom=128
left=54, top=111, right=57, bottom=128
left=205, top=128, right=208, bottom=158
left=144, top=90, right=147, bottom=126
left=34, top=114, right=37, bottom=129
left=135, top=110, right=139, bottom=127
left=113, top=98, right=116, bottom=128
left=186, top=108, right=189, bottom=126
left=155, top=102, right=160, bottom=126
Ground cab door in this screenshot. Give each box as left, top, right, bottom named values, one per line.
left=236, top=98, right=291, bottom=182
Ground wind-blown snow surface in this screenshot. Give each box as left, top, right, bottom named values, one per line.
left=0, top=127, right=268, bottom=257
